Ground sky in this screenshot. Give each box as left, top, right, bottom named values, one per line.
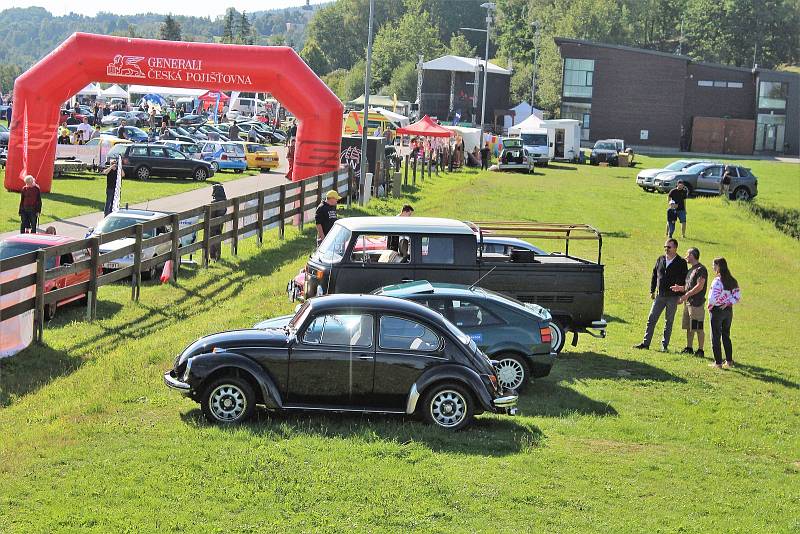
left=5, top=1, right=329, bottom=18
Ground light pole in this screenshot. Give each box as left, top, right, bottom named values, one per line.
left=360, top=0, right=374, bottom=197
left=479, top=2, right=495, bottom=130
left=530, top=20, right=541, bottom=110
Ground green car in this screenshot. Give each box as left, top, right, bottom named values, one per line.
left=373, top=281, right=556, bottom=391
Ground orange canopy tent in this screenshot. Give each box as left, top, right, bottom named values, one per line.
left=396, top=115, right=452, bottom=138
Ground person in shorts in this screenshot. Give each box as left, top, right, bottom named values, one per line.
left=667, top=180, right=689, bottom=238
left=671, top=247, right=708, bottom=357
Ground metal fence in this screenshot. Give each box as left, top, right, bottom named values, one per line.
left=0, top=167, right=353, bottom=342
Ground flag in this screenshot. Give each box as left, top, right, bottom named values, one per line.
left=111, top=155, right=122, bottom=212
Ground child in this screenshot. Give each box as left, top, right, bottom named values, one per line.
left=666, top=199, right=678, bottom=238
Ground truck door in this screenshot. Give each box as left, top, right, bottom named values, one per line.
left=335, top=233, right=414, bottom=294
left=414, top=234, right=477, bottom=286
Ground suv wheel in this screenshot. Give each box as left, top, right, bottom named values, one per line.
left=193, top=167, right=209, bottom=181
left=135, top=165, right=151, bottom=180
left=494, top=354, right=529, bottom=391
left=422, top=383, right=474, bottom=430
left=549, top=320, right=566, bottom=353
left=733, top=187, right=751, bottom=201
left=201, top=377, right=255, bottom=424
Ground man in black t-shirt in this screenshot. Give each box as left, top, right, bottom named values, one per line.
left=116, top=120, right=127, bottom=140
left=315, top=190, right=341, bottom=245
left=671, top=247, right=708, bottom=357
left=667, top=181, right=689, bottom=238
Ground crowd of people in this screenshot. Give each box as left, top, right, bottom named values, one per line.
left=636, top=180, right=742, bottom=369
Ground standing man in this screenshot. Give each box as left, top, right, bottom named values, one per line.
left=315, top=190, right=341, bottom=245
left=670, top=247, right=708, bottom=357
left=228, top=121, right=240, bottom=142
left=480, top=142, right=491, bottom=170
left=18, top=175, right=42, bottom=234
left=667, top=180, right=689, bottom=238
left=285, top=138, right=296, bottom=179
left=102, top=158, right=123, bottom=216
left=720, top=165, right=733, bottom=199
left=116, top=119, right=127, bottom=140
left=399, top=205, right=414, bottom=216
left=76, top=117, right=92, bottom=145
left=634, top=238, right=688, bottom=352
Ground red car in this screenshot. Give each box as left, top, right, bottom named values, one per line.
left=0, top=233, right=99, bottom=320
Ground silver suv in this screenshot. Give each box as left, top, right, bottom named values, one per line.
left=652, top=162, right=758, bottom=200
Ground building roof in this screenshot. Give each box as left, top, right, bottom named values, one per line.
left=423, top=55, right=511, bottom=75
left=554, top=37, right=690, bottom=62
left=337, top=216, right=474, bottom=235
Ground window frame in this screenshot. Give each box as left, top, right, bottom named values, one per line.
left=301, top=312, right=374, bottom=348
left=448, top=298, right=506, bottom=328
left=419, top=235, right=455, bottom=265
left=378, top=315, right=443, bottom=353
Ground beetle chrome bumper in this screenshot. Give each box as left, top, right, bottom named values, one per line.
left=163, top=370, right=191, bottom=394
left=493, top=394, right=518, bottom=415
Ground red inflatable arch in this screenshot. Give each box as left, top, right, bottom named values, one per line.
left=5, top=33, right=343, bottom=192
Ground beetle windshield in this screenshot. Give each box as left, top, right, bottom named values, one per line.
left=312, top=224, right=351, bottom=264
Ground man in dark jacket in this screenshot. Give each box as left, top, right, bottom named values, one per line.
left=19, top=175, right=42, bottom=233
left=634, top=238, right=688, bottom=351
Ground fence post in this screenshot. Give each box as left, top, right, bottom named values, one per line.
left=298, top=180, right=306, bottom=232
left=279, top=185, right=286, bottom=240
left=427, top=156, right=432, bottom=179
left=170, top=213, right=180, bottom=283
left=35, top=249, right=45, bottom=342
left=412, top=157, right=417, bottom=186
left=87, top=237, right=99, bottom=321
left=404, top=154, right=409, bottom=186
left=231, top=198, right=240, bottom=256
left=132, top=224, right=142, bottom=302
left=257, top=190, right=265, bottom=246
left=203, top=204, right=211, bottom=266
left=317, top=174, right=323, bottom=206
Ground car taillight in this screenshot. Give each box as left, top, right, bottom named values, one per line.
left=221, top=154, right=228, bottom=160
left=540, top=326, right=552, bottom=343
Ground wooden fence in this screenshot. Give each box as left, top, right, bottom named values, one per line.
left=0, top=167, right=352, bottom=342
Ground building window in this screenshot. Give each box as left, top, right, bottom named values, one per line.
left=563, top=58, right=594, bottom=98
left=561, top=102, right=591, bottom=140
left=698, top=80, right=713, bottom=87
left=727, top=82, right=743, bottom=88
left=759, top=81, right=788, bottom=109
left=755, top=113, right=786, bottom=152
left=713, top=81, right=727, bottom=87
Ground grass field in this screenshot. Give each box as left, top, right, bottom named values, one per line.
left=0, top=166, right=261, bottom=234
left=0, top=156, right=798, bottom=532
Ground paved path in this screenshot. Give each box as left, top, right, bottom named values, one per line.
left=2, top=155, right=291, bottom=240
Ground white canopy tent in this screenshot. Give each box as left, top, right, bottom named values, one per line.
left=76, top=83, right=101, bottom=96
left=127, top=85, right=207, bottom=99
left=508, top=114, right=545, bottom=135
left=422, top=55, right=511, bottom=75
left=100, top=84, right=129, bottom=100
left=443, top=125, right=482, bottom=152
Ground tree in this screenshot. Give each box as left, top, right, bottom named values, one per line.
left=221, top=8, right=237, bottom=44
left=238, top=12, right=254, bottom=45
left=127, top=23, right=138, bottom=39
left=386, top=60, right=419, bottom=101
left=448, top=33, right=477, bottom=58
left=342, top=60, right=366, bottom=102
left=159, top=15, right=182, bottom=41
left=301, top=39, right=330, bottom=75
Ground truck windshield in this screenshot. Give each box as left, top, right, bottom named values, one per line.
left=311, top=224, right=351, bottom=264
left=521, top=133, right=547, bottom=146
left=594, top=142, right=616, bottom=150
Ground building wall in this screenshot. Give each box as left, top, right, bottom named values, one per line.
left=755, top=70, right=800, bottom=156
left=684, top=64, right=756, bottom=125
left=558, top=41, right=688, bottom=148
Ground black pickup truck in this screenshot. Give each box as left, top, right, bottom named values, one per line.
left=295, top=217, right=607, bottom=351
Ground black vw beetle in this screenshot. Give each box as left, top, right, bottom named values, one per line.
left=164, top=295, right=518, bottom=430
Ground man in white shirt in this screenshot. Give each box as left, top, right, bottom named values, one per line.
left=76, top=117, right=93, bottom=145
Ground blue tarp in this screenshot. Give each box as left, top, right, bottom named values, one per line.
left=141, top=94, right=167, bottom=106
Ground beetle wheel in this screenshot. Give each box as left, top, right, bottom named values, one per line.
left=201, top=377, right=255, bottom=424
left=422, top=383, right=474, bottom=431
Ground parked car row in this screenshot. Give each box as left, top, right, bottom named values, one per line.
left=637, top=159, right=758, bottom=200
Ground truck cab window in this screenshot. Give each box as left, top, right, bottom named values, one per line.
left=421, top=236, right=454, bottom=264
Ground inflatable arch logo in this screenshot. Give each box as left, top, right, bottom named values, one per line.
left=5, top=33, right=343, bottom=192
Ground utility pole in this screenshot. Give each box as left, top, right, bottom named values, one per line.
left=530, top=20, right=541, bottom=110
left=479, top=2, right=496, bottom=131
left=360, top=0, right=374, bottom=190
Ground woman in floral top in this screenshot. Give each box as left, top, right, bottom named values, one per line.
left=707, top=257, right=741, bottom=368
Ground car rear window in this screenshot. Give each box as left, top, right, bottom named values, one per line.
left=130, top=146, right=148, bottom=157
left=224, top=144, right=245, bottom=156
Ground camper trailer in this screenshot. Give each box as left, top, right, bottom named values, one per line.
left=540, top=119, right=582, bottom=162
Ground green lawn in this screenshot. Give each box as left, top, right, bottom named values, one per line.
left=0, top=158, right=798, bottom=532
left=0, top=167, right=259, bottom=234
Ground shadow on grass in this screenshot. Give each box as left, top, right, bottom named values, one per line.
left=604, top=231, right=630, bottom=239
left=180, top=407, right=543, bottom=456
left=0, top=344, right=82, bottom=407
left=603, top=314, right=628, bottom=324
left=543, top=164, right=577, bottom=171
left=730, top=362, right=798, bottom=389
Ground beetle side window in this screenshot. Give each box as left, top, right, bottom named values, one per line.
left=420, top=236, right=454, bottom=264
left=379, top=316, right=440, bottom=352
left=302, top=314, right=373, bottom=347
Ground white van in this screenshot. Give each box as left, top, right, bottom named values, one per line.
left=230, top=97, right=265, bottom=118
left=520, top=128, right=550, bottom=164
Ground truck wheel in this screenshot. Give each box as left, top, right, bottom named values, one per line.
left=733, top=187, right=751, bottom=201
left=422, top=383, right=474, bottom=431
left=549, top=320, right=566, bottom=353
left=494, top=353, right=529, bottom=391
left=201, top=376, right=255, bottom=424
